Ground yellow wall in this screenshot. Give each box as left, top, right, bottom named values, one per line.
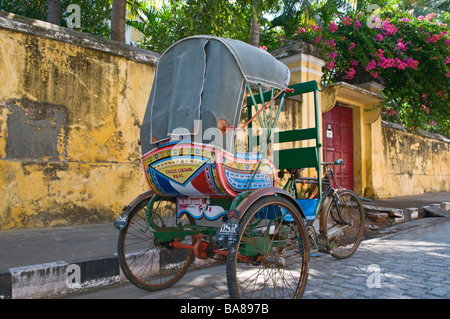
left=378, top=122, right=450, bottom=197
left=0, top=12, right=157, bottom=229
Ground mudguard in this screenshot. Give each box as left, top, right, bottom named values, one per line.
left=114, top=190, right=154, bottom=231
left=232, top=187, right=306, bottom=220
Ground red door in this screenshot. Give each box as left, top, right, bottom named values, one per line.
left=322, top=105, right=354, bottom=190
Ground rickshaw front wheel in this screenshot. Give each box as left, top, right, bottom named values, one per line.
left=226, top=195, right=310, bottom=299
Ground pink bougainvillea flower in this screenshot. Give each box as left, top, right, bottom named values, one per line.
left=386, top=106, right=397, bottom=116
left=366, top=59, right=377, bottom=71
left=328, top=21, right=338, bottom=33
left=445, top=56, right=450, bottom=64
left=259, top=45, right=267, bottom=51
left=395, top=58, right=406, bottom=70
left=425, top=13, right=434, bottom=21
left=324, top=39, right=336, bottom=49
left=401, top=18, right=410, bottom=22
left=348, top=42, right=355, bottom=51
left=426, top=34, right=441, bottom=43
left=326, top=60, right=335, bottom=70
left=376, top=34, right=383, bottom=42
left=381, top=21, right=398, bottom=35
left=395, top=38, right=410, bottom=52
left=403, top=57, right=419, bottom=69
left=370, top=71, right=379, bottom=78
left=315, top=35, right=322, bottom=43
left=342, top=16, right=353, bottom=26
left=369, top=16, right=382, bottom=28
left=350, top=59, right=359, bottom=66
left=446, top=71, right=450, bottom=78
left=445, top=39, right=450, bottom=46
left=378, top=56, right=396, bottom=68
left=328, top=51, right=338, bottom=59
left=345, top=67, right=356, bottom=80
left=418, top=15, right=425, bottom=20
left=354, top=20, right=362, bottom=28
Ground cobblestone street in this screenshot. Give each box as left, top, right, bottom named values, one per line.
left=305, top=217, right=450, bottom=299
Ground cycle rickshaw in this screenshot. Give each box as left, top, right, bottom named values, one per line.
left=114, top=35, right=365, bottom=299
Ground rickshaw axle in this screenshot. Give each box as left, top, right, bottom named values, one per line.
left=170, top=234, right=253, bottom=262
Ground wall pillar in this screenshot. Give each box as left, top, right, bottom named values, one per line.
left=272, top=41, right=385, bottom=195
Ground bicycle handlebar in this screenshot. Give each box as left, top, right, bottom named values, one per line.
left=321, top=159, right=344, bottom=166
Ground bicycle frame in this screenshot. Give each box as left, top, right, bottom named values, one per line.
left=283, top=160, right=346, bottom=221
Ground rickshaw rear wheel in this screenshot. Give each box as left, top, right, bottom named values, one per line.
left=226, top=195, right=310, bottom=299
left=117, top=196, right=195, bottom=291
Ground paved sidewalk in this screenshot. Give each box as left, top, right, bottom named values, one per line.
left=0, top=192, right=448, bottom=299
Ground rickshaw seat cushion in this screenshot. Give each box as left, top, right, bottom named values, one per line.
left=296, top=198, right=319, bottom=220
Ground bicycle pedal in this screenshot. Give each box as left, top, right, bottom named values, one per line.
left=316, top=233, right=330, bottom=253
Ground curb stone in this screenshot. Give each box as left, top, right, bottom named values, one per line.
left=1, top=257, right=121, bottom=299
left=363, top=201, right=450, bottom=224
left=0, top=254, right=221, bottom=299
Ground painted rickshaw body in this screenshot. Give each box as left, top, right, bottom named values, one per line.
left=115, top=35, right=364, bottom=299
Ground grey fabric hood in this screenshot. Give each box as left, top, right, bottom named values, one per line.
left=140, top=35, right=290, bottom=155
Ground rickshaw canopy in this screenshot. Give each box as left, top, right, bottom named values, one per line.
left=140, top=35, right=290, bottom=156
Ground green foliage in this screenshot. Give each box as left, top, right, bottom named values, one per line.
left=61, top=0, right=112, bottom=38
left=126, top=1, right=248, bottom=53
left=127, top=0, right=284, bottom=53
left=0, top=0, right=111, bottom=38
left=294, top=7, right=450, bottom=136
left=270, top=0, right=348, bottom=37
left=0, top=0, right=48, bottom=21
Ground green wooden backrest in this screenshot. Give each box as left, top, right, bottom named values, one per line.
left=246, top=80, right=322, bottom=171
left=245, top=79, right=323, bottom=207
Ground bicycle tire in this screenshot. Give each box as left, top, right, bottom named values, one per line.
left=226, top=195, right=310, bottom=299
left=320, top=189, right=365, bottom=259
left=117, top=196, right=195, bottom=291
